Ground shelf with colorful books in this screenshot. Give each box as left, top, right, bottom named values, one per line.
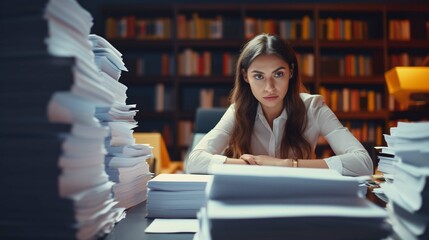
left=176, top=5, right=243, bottom=41
left=122, top=50, right=175, bottom=77
left=319, top=50, right=385, bottom=80
left=317, top=6, right=383, bottom=41
left=384, top=5, right=429, bottom=116
left=176, top=48, right=237, bottom=78
left=387, top=50, right=428, bottom=69
left=179, top=85, right=231, bottom=113
left=102, top=4, right=173, bottom=39
left=244, top=8, right=315, bottom=42
left=385, top=11, right=428, bottom=68
left=318, top=86, right=386, bottom=115
left=386, top=5, right=429, bottom=42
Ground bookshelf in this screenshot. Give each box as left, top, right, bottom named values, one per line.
left=99, top=3, right=429, bottom=160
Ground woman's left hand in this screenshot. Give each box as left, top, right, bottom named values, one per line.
left=240, top=154, right=285, bottom=166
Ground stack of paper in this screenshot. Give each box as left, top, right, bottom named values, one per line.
left=380, top=122, right=429, bottom=239
left=147, top=174, right=212, bottom=218
left=376, top=151, right=397, bottom=174
left=0, top=1, right=124, bottom=239
left=89, top=34, right=154, bottom=209
left=375, top=133, right=400, bottom=175
left=195, top=165, right=391, bottom=240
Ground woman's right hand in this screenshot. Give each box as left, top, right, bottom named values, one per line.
left=240, top=154, right=259, bottom=165
left=225, top=157, right=258, bottom=165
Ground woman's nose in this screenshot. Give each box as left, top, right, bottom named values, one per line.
left=265, top=77, right=275, bottom=92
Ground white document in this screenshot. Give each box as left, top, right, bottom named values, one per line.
left=48, top=92, right=99, bottom=126
left=147, top=174, right=213, bottom=191
left=45, top=0, right=93, bottom=36
left=106, top=154, right=153, bottom=168
left=107, top=144, right=153, bottom=157
left=96, top=56, right=122, bottom=80
left=394, top=121, right=429, bottom=139
left=208, top=165, right=359, bottom=200
left=145, top=219, right=198, bottom=233
left=99, top=71, right=127, bottom=103
left=396, top=149, right=429, bottom=168
left=206, top=197, right=387, bottom=219
left=89, top=34, right=123, bottom=58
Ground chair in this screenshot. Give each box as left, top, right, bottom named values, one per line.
left=184, top=107, right=227, bottom=170
left=194, top=107, right=228, bottom=134
left=133, top=132, right=183, bottom=175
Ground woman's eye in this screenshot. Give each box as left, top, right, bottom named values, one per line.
left=274, top=71, right=284, bottom=78
left=253, top=74, right=264, bottom=80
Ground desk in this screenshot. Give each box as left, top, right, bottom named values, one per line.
left=105, top=187, right=385, bottom=240
left=104, top=201, right=194, bottom=240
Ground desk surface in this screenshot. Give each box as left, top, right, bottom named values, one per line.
left=105, top=186, right=385, bottom=240
left=104, top=201, right=194, bottom=240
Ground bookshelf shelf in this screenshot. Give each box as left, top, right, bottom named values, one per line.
left=336, top=111, right=389, bottom=120
left=99, top=3, right=429, bottom=159
left=179, top=76, right=234, bottom=84
left=136, top=111, right=176, bottom=119
left=387, top=40, right=429, bottom=48
left=109, top=40, right=173, bottom=49
left=177, top=40, right=242, bottom=48
left=319, top=40, right=384, bottom=48
left=289, top=40, right=316, bottom=48
left=389, top=105, right=429, bottom=121
left=122, top=76, right=174, bottom=85
left=320, top=76, right=385, bottom=85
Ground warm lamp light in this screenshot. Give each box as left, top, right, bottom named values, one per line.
left=384, top=67, right=429, bottom=108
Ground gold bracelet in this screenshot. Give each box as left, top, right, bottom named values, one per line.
left=293, top=159, right=298, bottom=168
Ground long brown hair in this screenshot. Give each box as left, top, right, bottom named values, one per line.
left=224, top=34, right=311, bottom=159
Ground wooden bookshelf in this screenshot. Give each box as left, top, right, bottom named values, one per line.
left=99, top=3, right=429, bottom=160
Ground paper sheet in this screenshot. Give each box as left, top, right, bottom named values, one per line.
left=145, top=219, right=198, bottom=233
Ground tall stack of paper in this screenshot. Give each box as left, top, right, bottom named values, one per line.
left=147, top=174, right=212, bottom=218
left=195, top=165, right=391, bottom=240
left=88, top=34, right=154, bottom=209
left=1, top=1, right=124, bottom=239
left=379, top=122, right=429, bottom=240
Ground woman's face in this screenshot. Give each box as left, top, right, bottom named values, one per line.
left=244, top=54, right=292, bottom=116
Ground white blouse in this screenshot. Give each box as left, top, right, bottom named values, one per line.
left=185, top=93, right=373, bottom=176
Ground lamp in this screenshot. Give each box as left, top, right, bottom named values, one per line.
left=384, top=66, right=429, bottom=109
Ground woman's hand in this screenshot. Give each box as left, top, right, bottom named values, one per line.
left=240, top=154, right=288, bottom=166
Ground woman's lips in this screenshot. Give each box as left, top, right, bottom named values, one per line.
left=263, top=96, right=278, bottom=101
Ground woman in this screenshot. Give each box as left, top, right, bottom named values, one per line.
left=186, top=33, right=373, bottom=176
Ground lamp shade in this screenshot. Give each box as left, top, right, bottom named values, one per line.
left=384, top=67, right=429, bottom=108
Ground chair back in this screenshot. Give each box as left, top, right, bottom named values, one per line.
left=194, top=108, right=227, bottom=133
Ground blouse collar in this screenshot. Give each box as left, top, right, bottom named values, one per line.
left=256, top=103, right=288, bottom=121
